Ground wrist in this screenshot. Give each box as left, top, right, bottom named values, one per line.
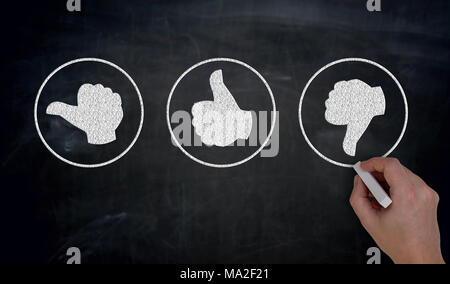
left=393, top=250, right=445, bottom=264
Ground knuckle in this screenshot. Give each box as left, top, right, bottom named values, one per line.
left=384, top=158, right=395, bottom=168
left=433, top=191, right=440, bottom=204
left=421, top=189, right=438, bottom=204
left=370, top=157, right=380, bottom=163
left=388, top=158, right=401, bottom=167
left=405, top=190, right=416, bottom=202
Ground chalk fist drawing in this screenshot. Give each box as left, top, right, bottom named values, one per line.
left=191, top=70, right=253, bottom=147
left=46, top=83, right=124, bottom=145
left=325, top=79, right=385, bottom=156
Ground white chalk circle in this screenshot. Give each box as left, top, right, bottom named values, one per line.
left=298, top=58, right=408, bottom=168
left=34, top=58, right=144, bottom=168
left=167, top=58, right=277, bottom=168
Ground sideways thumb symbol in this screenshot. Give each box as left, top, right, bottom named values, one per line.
left=46, top=83, right=124, bottom=145
left=46, top=102, right=82, bottom=129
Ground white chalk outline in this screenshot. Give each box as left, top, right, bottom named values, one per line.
left=167, top=58, right=277, bottom=168
left=299, top=58, right=408, bottom=168
left=34, top=58, right=144, bottom=168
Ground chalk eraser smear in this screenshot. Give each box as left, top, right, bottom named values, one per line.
left=353, top=162, right=392, bottom=208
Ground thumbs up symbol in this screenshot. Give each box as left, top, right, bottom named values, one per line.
left=191, top=70, right=253, bottom=147
left=46, top=84, right=124, bottom=145
left=325, top=79, right=385, bottom=156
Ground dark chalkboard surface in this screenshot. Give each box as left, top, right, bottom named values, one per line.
left=1, top=0, right=449, bottom=264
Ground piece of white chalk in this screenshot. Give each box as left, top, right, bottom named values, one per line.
left=353, top=162, right=392, bottom=208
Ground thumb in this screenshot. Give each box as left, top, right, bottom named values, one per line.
left=343, top=117, right=372, bottom=156
left=210, top=70, right=239, bottom=109
left=350, top=175, right=379, bottom=229
left=46, top=102, right=82, bottom=128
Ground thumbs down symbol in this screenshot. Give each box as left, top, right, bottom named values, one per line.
left=46, top=83, right=124, bottom=145
left=191, top=70, right=253, bottom=147
left=325, top=79, right=386, bottom=156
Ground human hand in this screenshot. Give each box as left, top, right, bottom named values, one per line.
left=47, top=83, right=123, bottom=145
left=350, top=157, right=445, bottom=264
left=325, top=80, right=385, bottom=156
left=191, top=70, right=253, bottom=147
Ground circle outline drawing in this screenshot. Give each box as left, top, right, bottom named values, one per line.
left=298, top=58, right=408, bottom=168
left=167, top=58, right=277, bottom=168
left=34, top=58, right=145, bottom=168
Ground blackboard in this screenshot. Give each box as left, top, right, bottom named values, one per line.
left=1, top=0, right=449, bottom=264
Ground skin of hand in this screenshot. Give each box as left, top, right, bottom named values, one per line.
left=350, top=157, right=445, bottom=264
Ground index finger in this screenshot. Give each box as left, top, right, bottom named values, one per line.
left=360, top=157, right=409, bottom=188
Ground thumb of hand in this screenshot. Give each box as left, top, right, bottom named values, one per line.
left=46, top=102, right=82, bottom=130
left=350, top=175, right=379, bottom=230
left=210, top=69, right=240, bottom=110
